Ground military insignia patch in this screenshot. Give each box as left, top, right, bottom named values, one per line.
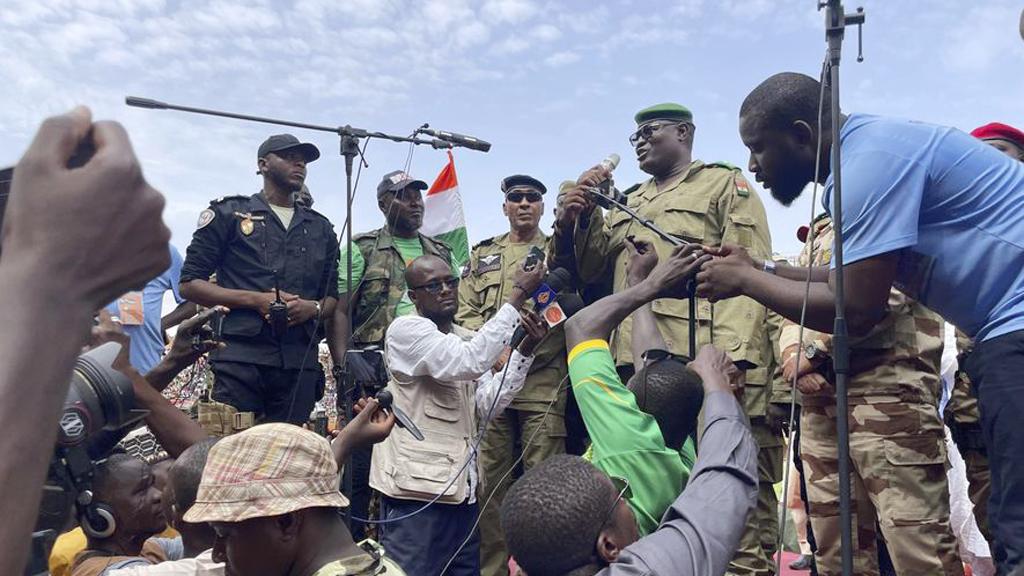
left=197, top=209, right=215, bottom=229
left=734, top=175, right=750, bottom=197
left=476, top=253, right=502, bottom=275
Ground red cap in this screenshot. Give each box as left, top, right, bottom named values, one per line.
left=970, top=122, right=1024, bottom=148
left=797, top=225, right=810, bottom=243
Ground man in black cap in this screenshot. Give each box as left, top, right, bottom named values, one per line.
left=180, top=133, right=339, bottom=430
left=328, top=169, right=455, bottom=539
left=456, top=174, right=570, bottom=575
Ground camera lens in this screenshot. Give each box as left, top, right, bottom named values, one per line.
left=57, top=342, right=135, bottom=448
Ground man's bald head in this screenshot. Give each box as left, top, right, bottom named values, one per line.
left=404, top=254, right=450, bottom=287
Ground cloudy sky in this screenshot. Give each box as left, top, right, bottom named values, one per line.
left=3, top=0, right=1022, bottom=257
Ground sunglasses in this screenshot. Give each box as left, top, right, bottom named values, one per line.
left=597, top=476, right=632, bottom=533
left=505, top=191, right=543, bottom=204
left=410, top=276, right=459, bottom=294
left=628, top=121, right=684, bottom=146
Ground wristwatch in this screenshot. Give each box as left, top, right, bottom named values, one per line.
left=804, top=342, right=823, bottom=361
left=762, top=259, right=777, bottom=275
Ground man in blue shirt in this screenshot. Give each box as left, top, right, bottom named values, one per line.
left=105, top=245, right=191, bottom=373
left=695, top=72, right=1024, bottom=574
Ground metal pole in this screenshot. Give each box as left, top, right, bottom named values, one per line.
left=821, top=2, right=865, bottom=574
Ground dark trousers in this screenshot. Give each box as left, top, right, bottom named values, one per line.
left=348, top=445, right=373, bottom=541
left=379, top=496, right=480, bottom=576
left=211, top=360, right=324, bottom=424
left=965, top=329, right=1024, bottom=574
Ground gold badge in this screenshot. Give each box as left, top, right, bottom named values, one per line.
left=240, top=218, right=254, bottom=236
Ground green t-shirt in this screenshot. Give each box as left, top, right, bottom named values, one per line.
left=568, top=339, right=696, bottom=536
left=337, top=236, right=429, bottom=317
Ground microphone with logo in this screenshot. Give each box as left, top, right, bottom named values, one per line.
left=508, top=267, right=584, bottom=350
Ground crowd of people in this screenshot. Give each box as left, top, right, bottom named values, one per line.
left=2, top=63, right=1023, bottom=576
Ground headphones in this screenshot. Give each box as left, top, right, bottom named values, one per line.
left=79, top=490, right=117, bottom=539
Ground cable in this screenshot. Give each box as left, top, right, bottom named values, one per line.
left=349, top=343, right=519, bottom=525
left=773, top=55, right=830, bottom=576
left=439, top=375, right=570, bottom=575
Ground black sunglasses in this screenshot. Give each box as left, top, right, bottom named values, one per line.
left=410, top=277, right=459, bottom=294
left=506, top=191, right=543, bottom=204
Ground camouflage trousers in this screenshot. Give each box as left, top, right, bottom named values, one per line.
left=478, top=405, right=566, bottom=576
left=945, top=369, right=993, bottom=543
left=801, top=395, right=963, bottom=576
left=728, top=422, right=784, bottom=576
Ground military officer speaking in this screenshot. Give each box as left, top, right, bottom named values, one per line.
left=456, top=174, right=568, bottom=576
left=328, top=169, right=455, bottom=539
left=553, top=103, right=782, bottom=576
left=180, top=133, right=340, bottom=429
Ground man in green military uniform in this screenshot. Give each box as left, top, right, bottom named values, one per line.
left=457, top=174, right=568, bottom=576
left=328, top=169, right=454, bottom=539
left=778, top=215, right=963, bottom=575
left=553, top=103, right=781, bottom=576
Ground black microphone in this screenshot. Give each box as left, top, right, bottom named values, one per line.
left=419, top=128, right=491, bottom=152
left=376, top=390, right=424, bottom=441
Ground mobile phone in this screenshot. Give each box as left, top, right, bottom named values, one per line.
left=524, top=246, right=545, bottom=271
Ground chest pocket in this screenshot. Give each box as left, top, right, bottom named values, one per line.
left=657, top=193, right=712, bottom=244
left=474, top=269, right=504, bottom=315
left=424, top=386, right=462, bottom=424
left=725, top=213, right=757, bottom=250
left=356, top=267, right=391, bottom=314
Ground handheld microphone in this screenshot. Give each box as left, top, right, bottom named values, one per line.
left=508, top=268, right=575, bottom=350
left=589, top=153, right=627, bottom=209
left=599, top=153, right=620, bottom=173
left=376, top=389, right=425, bottom=441
left=418, top=127, right=492, bottom=153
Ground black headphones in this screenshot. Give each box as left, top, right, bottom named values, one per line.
left=79, top=490, right=117, bottom=539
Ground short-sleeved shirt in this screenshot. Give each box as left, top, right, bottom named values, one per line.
left=104, top=246, right=185, bottom=373
left=824, top=114, right=1024, bottom=341
left=568, top=339, right=695, bottom=536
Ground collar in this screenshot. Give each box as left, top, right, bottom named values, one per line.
left=637, top=159, right=706, bottom=201
left=252, top=192, right=310, bottom=229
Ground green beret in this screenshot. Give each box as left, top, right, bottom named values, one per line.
left=635, top=103, right=693, bottom=126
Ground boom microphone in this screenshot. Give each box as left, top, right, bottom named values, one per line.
left=418, top=128, right=492, bottom=152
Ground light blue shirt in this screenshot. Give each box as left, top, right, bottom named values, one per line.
left=823, top=114, right=1024, bottom=342
left=104, top=246, right=186, bottom=373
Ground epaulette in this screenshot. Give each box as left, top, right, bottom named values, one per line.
left=621, top=183, right=642, bottom=196
left=353, top=230, right=380, bottom=242
left=704, top=161, right=741, bottom=171
left=471, top=237, right=495, bottom=251
left=209, top=194, right=247, bottom=206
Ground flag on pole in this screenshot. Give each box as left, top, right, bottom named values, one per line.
left=422, top=151, right=470, bottom=270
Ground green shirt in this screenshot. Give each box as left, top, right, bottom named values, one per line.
left=568, top=339, right=695, bottom=536
left=337, top=236, right=428, bottom=317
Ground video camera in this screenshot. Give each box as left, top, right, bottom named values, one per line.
left=27, top=342, right=146, bottom=576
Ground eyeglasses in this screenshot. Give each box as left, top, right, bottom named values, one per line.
left=596, top=476, right=632, bottom=536
left=628, top=122, right=684, bottom=146
left=410, top=277, right=459, bottom=294
left=505, top=191, right=543, bottom=204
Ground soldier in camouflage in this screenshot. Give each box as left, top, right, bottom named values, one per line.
left=553, top=102, right=782, bottom=576
left=458, top=174, right=568, bottom=576
left=778, top=214, right=963, bottom=575
left=328, top=170, right=454, bottom=539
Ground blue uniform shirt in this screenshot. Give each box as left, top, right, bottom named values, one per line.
left=823, top=114, right=1024, bottom=341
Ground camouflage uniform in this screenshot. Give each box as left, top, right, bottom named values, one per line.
left=779, top=216, right=963, bottom=576
left=944, top=330, right=992, bottom=542
left=567, top=161, right=781, bottom=575
left=457, top=231, right=567, bottom=576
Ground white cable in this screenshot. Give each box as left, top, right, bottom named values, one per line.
left=774, top=55, right=830, bottom=575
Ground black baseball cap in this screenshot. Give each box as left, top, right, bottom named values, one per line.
left=377, top=170, right=428, bottom=197
left=501, top=174, right=547, bottom=195
left=257, top=134, right=320, bottom=163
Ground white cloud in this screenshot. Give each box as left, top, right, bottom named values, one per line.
left=481, top=0, right=537, bottom=24
left=543, top=50, right=580, bottom=67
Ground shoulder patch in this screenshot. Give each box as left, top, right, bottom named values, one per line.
left=733, top=174, right=751, bottom=197
left=471, top=237, right=495, bottom=250
left=196, top=208, right=216, bottom=229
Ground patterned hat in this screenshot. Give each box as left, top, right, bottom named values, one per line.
left=183, top=423, right=348, bottom=523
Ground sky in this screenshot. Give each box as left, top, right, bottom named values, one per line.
left=2, top=0, right=1023, bottom=259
